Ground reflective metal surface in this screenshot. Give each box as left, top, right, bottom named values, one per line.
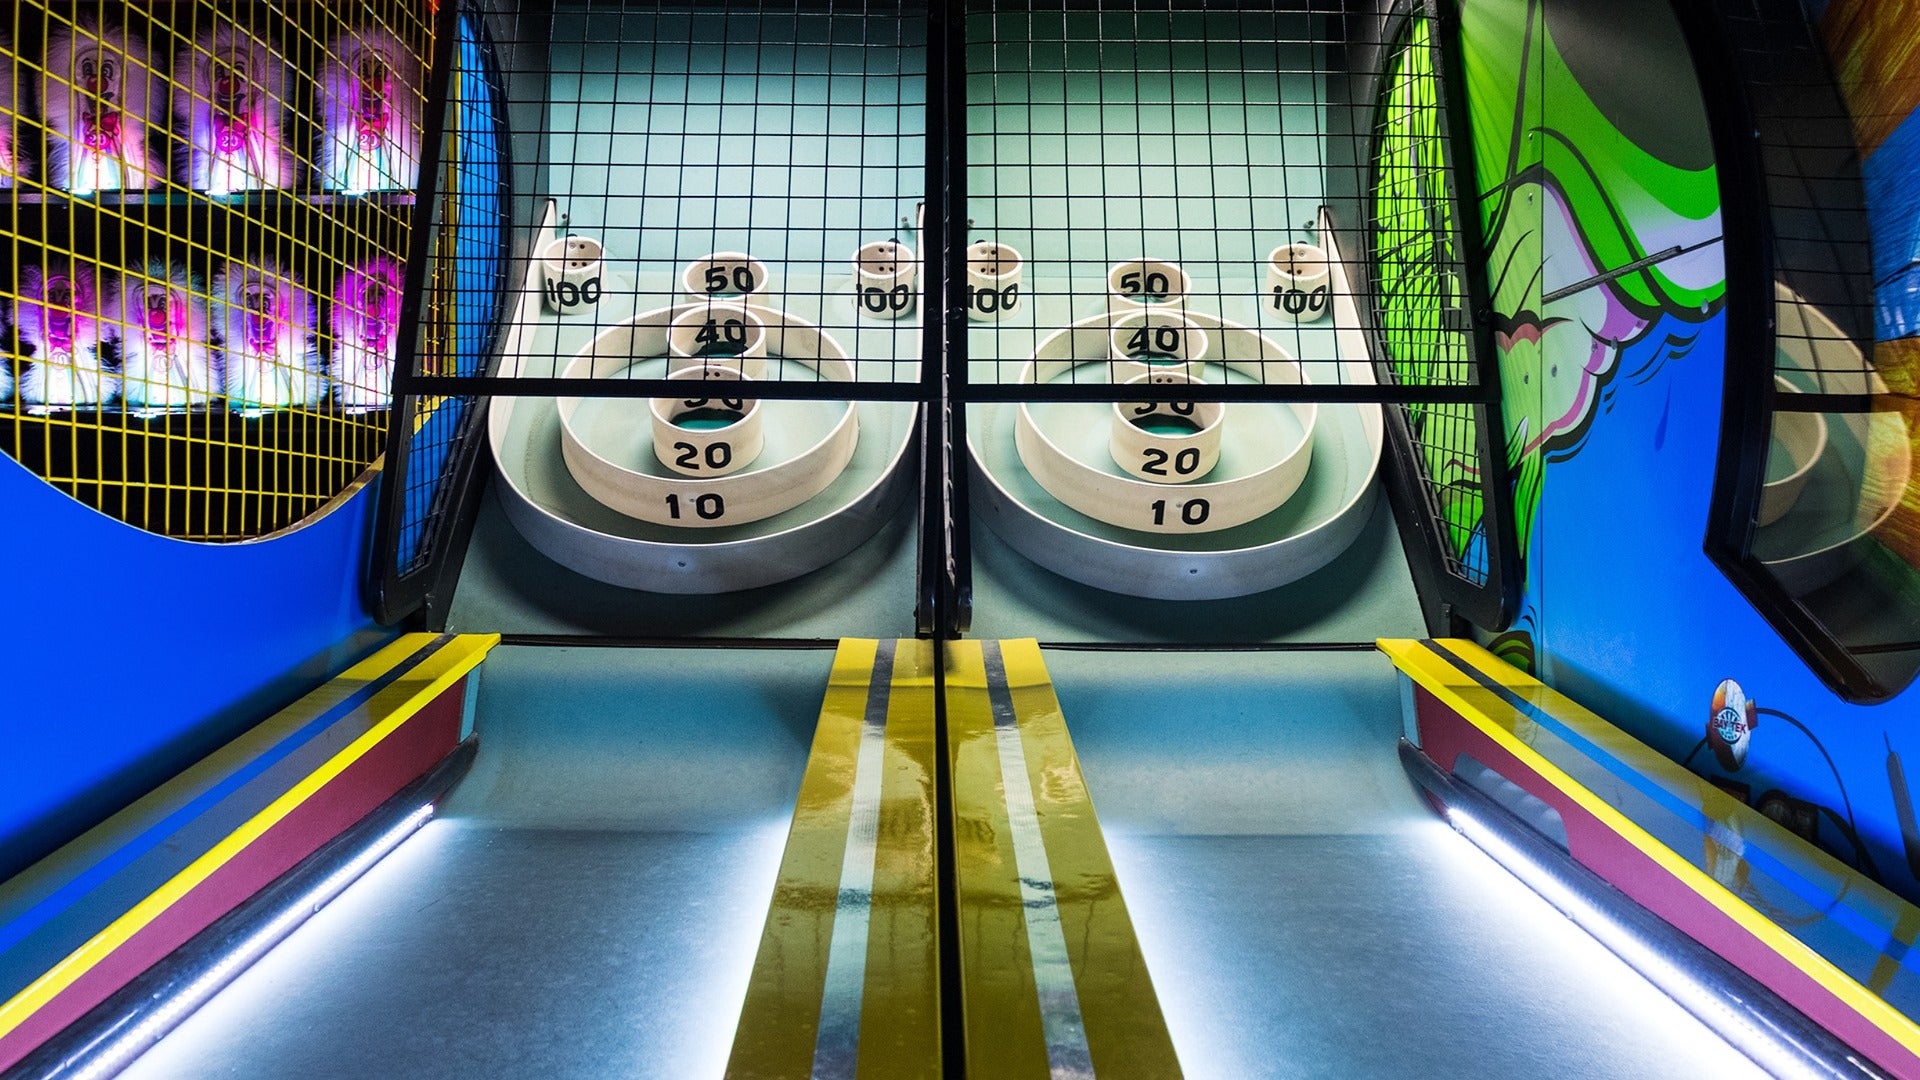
left=1048, top=648, right=1773, bottom=1080
left=117, top=646, right=828, bottom=1080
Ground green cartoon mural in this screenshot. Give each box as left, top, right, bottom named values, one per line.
left=1447, top=0, right=1920, bottom=900
left=1464, top=0, right=1724, bottom=569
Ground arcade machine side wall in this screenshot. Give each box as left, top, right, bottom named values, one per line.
left=0, top=457, right=393, bottom=888
left=1453, top=0, right=1920, bottom=910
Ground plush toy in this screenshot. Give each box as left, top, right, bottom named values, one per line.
left=320, top=27, right=420, bottom=193
left=215, top=256, right=322, bottom=415
left=15, top=262, right=113, bottom=411
left=43, top=19, right=163, bottom=193
left=332, top=256, right=403, bottom=411
left=117, top=260, right=218, bottom=415
left=177, top=26, right=295, bottom=194
left=0, top=39, right=32, bottom=188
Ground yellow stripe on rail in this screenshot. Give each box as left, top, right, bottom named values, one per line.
left=0, top=632, right=496, bottom=1046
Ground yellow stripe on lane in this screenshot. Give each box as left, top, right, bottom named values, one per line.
left=0, top=633, right=454, bottom=920
left=1386, top=637, right=1920, bottom=1062
left=857, top=640, right=941, bottom=1077
left=728, top=639, right=877, bottom=1080
left=997, top=639, right=1182, bottom=1080
left=0, top=632, right=497, bottom=1044
left=945, top=640, right=1050, bottom=1079
left=727, top=639, right=941, bottom=1080
left=947, top=639, right=1183, bottom=1080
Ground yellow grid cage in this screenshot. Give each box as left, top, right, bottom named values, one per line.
left=0, top=0, right=439, bottom=540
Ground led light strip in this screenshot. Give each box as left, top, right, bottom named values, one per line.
left=1401, top=740, right=1881, bottom=1080
left=1388, top=637, right=1920, bottom=1071
left=58, top=805, right=436, bottom=1080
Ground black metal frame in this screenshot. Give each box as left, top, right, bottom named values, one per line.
left=371, top=0, right=1516, bottom=644
left=1357, top=0, right=1516, bottom=633
left=371, top=0, right=520, bottom=626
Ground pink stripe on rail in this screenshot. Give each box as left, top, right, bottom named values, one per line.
left=1413, top=690, right=1920, bottom=1079
left=0, top=683, right=465, bottom=1073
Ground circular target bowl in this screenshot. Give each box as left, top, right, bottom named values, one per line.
left=968, top=311, right=1383, bottom=600
left=491, top=303, right=917, bottom=594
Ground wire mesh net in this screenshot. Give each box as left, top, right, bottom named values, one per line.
left=948, top=0, right=1500, bottom=609
left=482, top=0, right=929, bottom=394
left=387, top=9, right=505, bottom=586
left=0, top=0, right=437, bottom=540
left=1367, top=8, right=1488, bottom=588
left=959, top=1, right=1477, bottom=396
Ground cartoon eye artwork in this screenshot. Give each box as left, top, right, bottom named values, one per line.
left=78, top=52, right=118, bottom=99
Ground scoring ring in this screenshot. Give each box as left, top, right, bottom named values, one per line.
left=682, top=252, right=773, bottom=306
left=1013, top=312, right=1317, bottom=534
left=558, top=302, right=861, bottom=529
left=1108, top=371, right=1226, bottom=484
left=648, top=367, right=767, bottom=479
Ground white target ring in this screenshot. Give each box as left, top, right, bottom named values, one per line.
left=668, top=301, right=768, bottom=378
left=965, top=241, right=1023, bottom=321
left=540, top=235, right=606, bottom=317
left=558, top=302, right=860, bottom=529
left=1266, top=243, right=1332, bottom=324
left=1106, top=308, right=1210, bottom=382
left=1108, top=371, right=1225, bottom=484
left=1013, top=313, right=1317, bottom=535
left=852, top=240, right=917, bottom=319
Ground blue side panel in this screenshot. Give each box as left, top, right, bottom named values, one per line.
left=1865, top=108, right=1920, bottom=339
left=0, top=456, right=388, bottom=881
